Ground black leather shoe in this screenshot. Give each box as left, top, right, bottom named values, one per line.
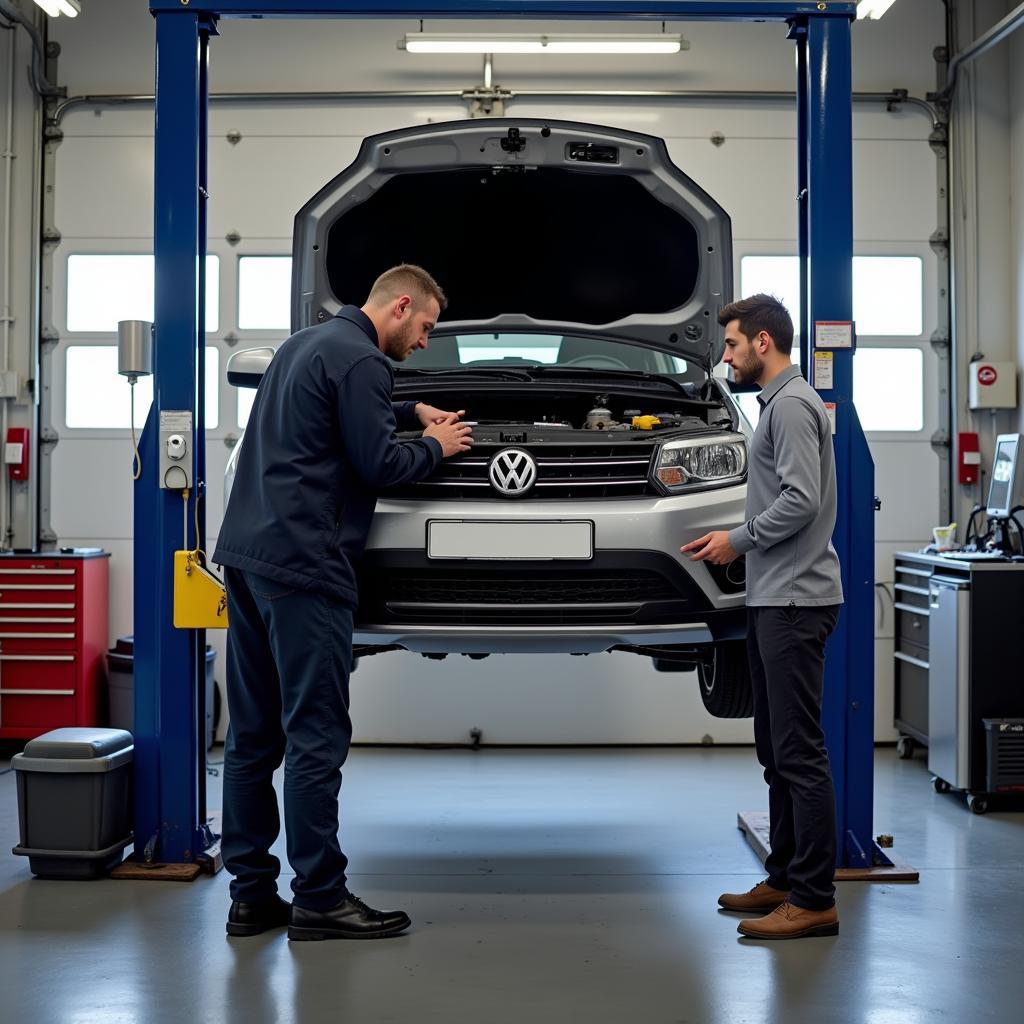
left=288, top=893, right=411, bottom=941
left=226, top=894, right=291, bottom=937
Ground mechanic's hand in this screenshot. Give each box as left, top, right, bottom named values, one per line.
left=416, top=403, right=465, bottom=428
left=424, top=419, right=474, bottom=458
left=681, top=531, right=738, bottom=565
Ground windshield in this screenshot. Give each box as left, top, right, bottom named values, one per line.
left=397, top=333, right=705, bottom=384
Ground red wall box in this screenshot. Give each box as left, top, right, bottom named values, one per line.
left=0, top=551, right=109, bottom=739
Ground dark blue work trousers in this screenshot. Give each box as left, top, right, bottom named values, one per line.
left=221, top=567, right=354, bottom=911
left=747, top=604, right=841, bottom=912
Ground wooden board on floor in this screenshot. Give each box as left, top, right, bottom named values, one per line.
left=110, top=860, right=203, bottom=882
left=737, top=811, right=919, bottom=882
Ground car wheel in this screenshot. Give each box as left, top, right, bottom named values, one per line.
left=697, top=641, right=754, bottom=718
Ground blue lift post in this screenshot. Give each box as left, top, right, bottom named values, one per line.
left=140, top=0, right=887, bottom=873
left=799, top=16, right=889, bottom=872
left=131, top=11, right=214, bottom=866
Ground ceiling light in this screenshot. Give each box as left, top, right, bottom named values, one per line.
left=857, top=0, right=898, bottom=19
left=400, top=33, right=687, bottom=56
left=32, top=0, right=80, bottom=16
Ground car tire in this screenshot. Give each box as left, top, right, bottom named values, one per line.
left=697, top=641, right=754, bottom=718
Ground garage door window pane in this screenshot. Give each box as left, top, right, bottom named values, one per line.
left=739, top=257, right=803, bottom=328
left=67, top=255, right=219, bottom=333
left=853, top=348, right=924, bottom=432
left=730, top=349, right=923, bottom=433
left=237, top=386, right=257, bottom=429
left=66, top=346, right=220, bottom=429
left=239, top=257, right=291, bottom=330
left=740, top=255, right=923, bottom=337
left=735, top=392, right=761, bottom=427
left=853, top=257, right=923, bottom=336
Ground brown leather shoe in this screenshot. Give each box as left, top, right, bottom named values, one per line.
left=718, top=880, right=791, bottom=912
left=738, top=900, right=839, bottom=940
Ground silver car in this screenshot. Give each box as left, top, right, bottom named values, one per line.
left=227, top=119, right=753, bottom=717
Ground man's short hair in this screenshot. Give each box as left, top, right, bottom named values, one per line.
left=366, top=264, right=448, bottom=313
left=717, top=294, right=794, bottom=356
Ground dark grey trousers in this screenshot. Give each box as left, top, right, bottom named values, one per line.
left=747, top=604, right=841, bottom=911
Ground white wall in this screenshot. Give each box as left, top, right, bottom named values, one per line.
left=41, top=1, right=945, bottom=744
left=0, top=5, right=42, bottom=550
left=949, top=2, right=1022, bottom=524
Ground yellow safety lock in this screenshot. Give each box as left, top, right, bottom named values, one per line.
left=631, top=415, right=661, bottom=431
left=173, top=549, right=229, bottom=629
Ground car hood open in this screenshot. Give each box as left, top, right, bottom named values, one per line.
left=291, top=119, right=732, bottom=371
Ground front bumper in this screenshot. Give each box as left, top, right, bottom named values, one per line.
left=356, top=486, right=747, bottom=655
left=353, top=622, right=717, bottom=655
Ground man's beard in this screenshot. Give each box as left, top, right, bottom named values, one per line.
left=733, top=349, right=764, bottom=385
left=384, top=319, right=416, bottom=361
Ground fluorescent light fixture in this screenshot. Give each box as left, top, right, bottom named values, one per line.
left=32, top=0, right=80, bottom=16
left=400, top=33, right=686, bottom=55
left=857, top=0, right=898, bottom=19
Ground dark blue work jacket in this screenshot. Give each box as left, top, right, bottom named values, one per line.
left=213, top=306, right=441, bottom=605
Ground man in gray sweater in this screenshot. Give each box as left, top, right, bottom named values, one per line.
left=682, top=294, right=843, bottom=940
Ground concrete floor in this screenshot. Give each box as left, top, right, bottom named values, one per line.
left=1, top=745, right=1022, bottom=1024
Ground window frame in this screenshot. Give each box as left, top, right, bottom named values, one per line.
left=237, top=253, right=293, bottom=333
left=233, top=247, right=293, bottom=429
left=56, top=244, right=234, bottom=441
left=65, top=251, right=222, bottom=336
left=732, top=242, right=937, bottom=438
left=61, top=341, right=223, bottom=434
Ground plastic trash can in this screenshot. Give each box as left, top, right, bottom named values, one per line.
left=12, top=727, right=133, bottom=879
left=107, top=636, right=217, bottom=748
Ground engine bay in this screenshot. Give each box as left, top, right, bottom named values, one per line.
left=457, top=409, right=711, bottom=445
left=395, top=387, right=737, bottom=444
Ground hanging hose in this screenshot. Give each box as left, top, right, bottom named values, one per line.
left=129, top=380, right=143, bottom=480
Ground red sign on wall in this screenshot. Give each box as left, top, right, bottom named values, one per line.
left=977, top=365, right=999, bottom=386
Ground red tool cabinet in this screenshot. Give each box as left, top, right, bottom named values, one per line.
left=0, top=551, right=109, bottom=740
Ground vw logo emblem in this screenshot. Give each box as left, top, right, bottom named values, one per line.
left=489, top=448, right=538, bottom=497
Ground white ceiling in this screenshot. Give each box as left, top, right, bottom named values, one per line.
left=50, top=1, right=946, bottom=98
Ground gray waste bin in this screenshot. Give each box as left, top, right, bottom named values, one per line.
left=107, top=636, right=217, bottom=748
left=12, top=728, right=133, bottom=879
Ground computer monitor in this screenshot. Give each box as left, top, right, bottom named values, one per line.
left=986, top=434, right=1024, bottom=518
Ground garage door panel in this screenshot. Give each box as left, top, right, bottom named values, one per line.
left=352, top=651, right=755, bottom=746
left=208, top=137, right=363, bottom=239
left=51, top=440, right=135, bottom=539
left=666, top=138, right=796, bottom=241
left=854, top=141, right=937, bottom=241
left=873, top=442, right=938, bottom=542
left=55, top=137, right=153, bottom=239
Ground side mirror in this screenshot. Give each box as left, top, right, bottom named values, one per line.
left=226, top=347, right=275, bottom=388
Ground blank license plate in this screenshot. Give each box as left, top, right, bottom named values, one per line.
left=427, top=521, right=594, bottom=560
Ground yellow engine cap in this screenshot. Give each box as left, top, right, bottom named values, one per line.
left=631, top=415, right=661, bottom=430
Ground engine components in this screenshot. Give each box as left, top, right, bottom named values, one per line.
left=585, top=406, right=617, bottom=431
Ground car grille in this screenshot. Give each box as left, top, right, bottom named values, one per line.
left=385, top=441, right=658, bottom=501
left=357, top=559, right=709, bottom=627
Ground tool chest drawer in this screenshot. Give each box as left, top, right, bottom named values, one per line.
left=893, top=556, right=934, bottom=746
left=895, top=603, right=929, bottom=647
left=0, top=552, right=108, bottom=740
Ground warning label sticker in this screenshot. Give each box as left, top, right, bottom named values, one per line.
left=824, top=402, right=837, bottom=436
left=814, top=351, right=834, bottom=390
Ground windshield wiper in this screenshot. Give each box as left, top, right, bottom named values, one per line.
left=524, top=365, right=689, bottom=393
left=395, top=364, right=715, bottom=401
left=394, top=366, right=534, bottom=382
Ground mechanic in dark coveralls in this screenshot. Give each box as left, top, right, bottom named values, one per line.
left=213, top=265, right=473, bottom=942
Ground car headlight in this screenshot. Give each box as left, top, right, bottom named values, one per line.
left=652, top=434, right=747, bottom=493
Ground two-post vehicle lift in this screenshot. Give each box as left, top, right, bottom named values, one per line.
left=134, top=0, right=896, bottom=881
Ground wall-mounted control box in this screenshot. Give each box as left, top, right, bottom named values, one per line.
left=159, top=410, right=193, bottom=490
left=969, top=361, right=1017, bottom=410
